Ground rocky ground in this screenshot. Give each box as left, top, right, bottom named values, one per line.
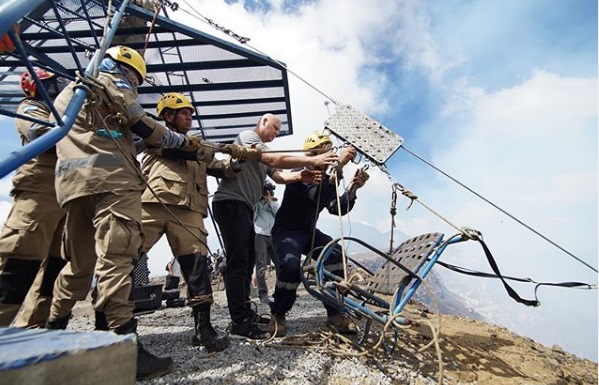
left=69, top=275, right=597, bottom=385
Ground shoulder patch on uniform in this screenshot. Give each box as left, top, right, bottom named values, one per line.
left=22, top=105, right=40, bottom=114
left=113, top=80, right=132, bottom=90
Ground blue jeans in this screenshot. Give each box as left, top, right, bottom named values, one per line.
left=270, top=227, right=343, bottom=316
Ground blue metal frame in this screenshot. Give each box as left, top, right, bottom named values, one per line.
left=0, top=0, right=46, bottom=36
left=1, top=0, right=297, bottom=178
left=302, top=234, right=468, bottom=348
left=0, top=0, right=131, bottom=179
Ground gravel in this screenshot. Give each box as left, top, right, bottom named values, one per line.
left=69, top=285, right=437, bottom=385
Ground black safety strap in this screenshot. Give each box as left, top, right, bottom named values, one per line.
left=435, top=241, right=595, bottom=307
left=478, top=239, right=539, bottom=307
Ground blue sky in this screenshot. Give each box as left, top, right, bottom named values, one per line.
left=0, top=0, right=596, bottom=361
left=166, top=0, right=599, bottom=361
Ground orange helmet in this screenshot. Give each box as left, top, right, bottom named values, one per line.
left=20, top=67, right=55, bottom=97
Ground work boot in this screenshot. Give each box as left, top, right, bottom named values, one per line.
left=115, top=318, right=173, bottom=380
left=45, top=313, right=70, bottom=330
left=165, top=298, right=185, bottom=308
left=267, top=313, right=287, bottom=337
left=164, top=275, right=180, bottom=291
left=229, top=318, right=269, bottom=340
left=94, top=311, right=109, bottom=331
left=191, top=304, right=229, bottom=352
left=326, top=313, right=358, bottom=334
left=162, top=288, right=180, bottom=300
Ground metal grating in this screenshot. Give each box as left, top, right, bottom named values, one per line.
left=0, top=0, right=293, bottom=143
left=367, top=232, right=444, bottom=295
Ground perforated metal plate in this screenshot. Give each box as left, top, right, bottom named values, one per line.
left=324, top=104, right=403, bottom=165
left=367, top=232, right=444, bottom=295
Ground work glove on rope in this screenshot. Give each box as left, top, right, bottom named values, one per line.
left=181, top=135, right=217, bottom=162
left=179, top=135, right=205, bottom=152
left=220, top=143, right=262, bottom=161
left=196, top=144, right=216, bottom=162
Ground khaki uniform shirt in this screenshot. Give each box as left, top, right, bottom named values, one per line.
left=11, top=99, right=56, bottom=195
left=141, top=147, right=235, bottom=218
left=54, top=72, right=169, bottom=206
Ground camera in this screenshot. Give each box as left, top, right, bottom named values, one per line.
left=263, top=181, right=275, bottom=196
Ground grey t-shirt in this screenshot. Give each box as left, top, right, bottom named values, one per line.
left=213, top=130, right=274, bottom=209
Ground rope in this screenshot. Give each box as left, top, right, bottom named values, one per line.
left=261, top=147, right=331, bottom=154
left=332, top=170, right=349, bottom=297
left=251, top=278, right=446, bottom=384
left=392, top=182, right=465, bottom=235
left=309, top=178, right=323, bottom=260
left=88, top=103, right=214, bottom=257
left=141, top=2, right=161, bottom=57
left=389, top=185, right=398, bottom=254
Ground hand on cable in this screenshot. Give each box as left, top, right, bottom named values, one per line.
left=245, top=145, right=262, bottom=160
left=300, top=169, right=323, bottom=185
left=229, top=158, right=243, bottom=173
left=196, top=144, right=216, bottom=162
left=221, top=158, right=242, bottom=178
left=347, top=168, right=369, bottom=199
left=352, top=168, right=369, bottom=189
left=309, top=151, right=338, bottom=170
left=134, top=0, right=160, bottom=10
left=338, top=145, right=357, bottom=167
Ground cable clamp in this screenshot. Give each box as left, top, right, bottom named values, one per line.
left=461, top=227, right=482, bottom=241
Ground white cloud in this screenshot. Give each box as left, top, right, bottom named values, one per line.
left=429, top=71, right=597, bottom=250
left=172, top=0, right=426, bottom=142
left=385, top=0, right=459, bottom=82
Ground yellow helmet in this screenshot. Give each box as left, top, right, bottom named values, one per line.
left=105, top=45, right=146, bottom=84
left=156, top=93, right=195, bottom=117
left=304, top=131, right=332, bottom=151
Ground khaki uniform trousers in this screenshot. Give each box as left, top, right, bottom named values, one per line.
left=0, top=191, right=65, bottom=327
left=50, top=191, right=142, bottom=329
left=141, top=203, right=208, bottom=257
left=141, top=203, right=211, bottom=306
